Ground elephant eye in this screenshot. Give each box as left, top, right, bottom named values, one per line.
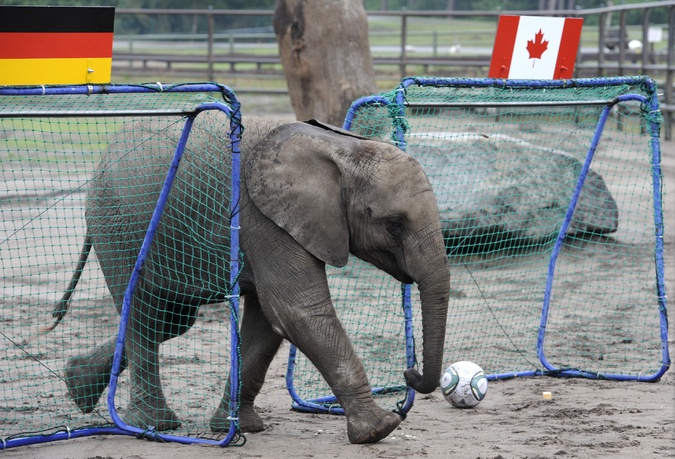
left=385, top=217, right=406, bottom=238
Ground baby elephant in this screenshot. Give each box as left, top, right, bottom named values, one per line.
left=48, top=114, right=450, bottom=444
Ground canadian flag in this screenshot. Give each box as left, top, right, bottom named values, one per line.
left=488, top=15, right=584, bottom=80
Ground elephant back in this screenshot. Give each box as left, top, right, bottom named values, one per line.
left=86, top=111, right=237, bottom=306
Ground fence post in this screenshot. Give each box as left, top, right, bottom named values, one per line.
left=400, top=11, right=408, bottom=79
left=641, top=9, right=651, bottom=74
left=207, top=11, right=214, bottom=81
left=128, top=35, right=134, bottom=69
left=598, top=12, right=607, bottom=76
left=666, top=5, right=674, bottom=140
left=618, top=10, right=627, bottom=76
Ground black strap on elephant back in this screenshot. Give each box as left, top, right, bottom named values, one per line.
left=302, top=118, right=370, bottom=141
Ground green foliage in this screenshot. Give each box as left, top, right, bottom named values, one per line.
left=1, top=0, right=275, bottom=7
left=1, top=1, right=668, bottom=33
left=1, top=0, right=277, bottom=34
left=363, top=0, right=670, bottom=25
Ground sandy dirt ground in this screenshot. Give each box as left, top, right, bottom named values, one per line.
left=2, top=106, right=674, bottom=459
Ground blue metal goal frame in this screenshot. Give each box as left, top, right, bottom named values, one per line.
left=285, top=75, right=670, bottom=419
left=0, top=83, right=243, bottom=449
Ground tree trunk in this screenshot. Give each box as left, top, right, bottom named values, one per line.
left=273, top=0, right=377, bottom=126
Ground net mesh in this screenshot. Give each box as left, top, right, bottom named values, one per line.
left=288, top=77, right=667, bottom=413
left=0, top=85, right=242, bottom=446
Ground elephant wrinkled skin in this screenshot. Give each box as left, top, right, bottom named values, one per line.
left=46, top=114, right=450, bottom=444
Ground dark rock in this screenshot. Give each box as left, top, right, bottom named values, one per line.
left=407, top=133, right=618, bottom=255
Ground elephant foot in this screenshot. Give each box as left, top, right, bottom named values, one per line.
left=346, top=408, right=401, bottom=444
left=210, top=402, right=263, bottom=433
left=123, top=396, right=181, bottom=432
left=64, top=355, right=111, bottom=413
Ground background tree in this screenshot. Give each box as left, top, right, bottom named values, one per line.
left=273, top=0, right=377, bottom=126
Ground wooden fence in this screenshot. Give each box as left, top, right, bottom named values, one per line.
left=110, top=2, right=675, bottom=138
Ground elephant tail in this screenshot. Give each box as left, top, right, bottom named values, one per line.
left=40, top=232, right=93, bottom=333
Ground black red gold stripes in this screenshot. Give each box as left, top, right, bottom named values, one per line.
left=0, top=6, right=115, bottom=85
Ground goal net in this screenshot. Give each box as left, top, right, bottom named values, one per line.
left=0, top=83, right=243, bottom=448
left=287, top=76, right=669, bottom=415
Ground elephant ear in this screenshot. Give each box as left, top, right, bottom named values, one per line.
left=244, top=122, right=350, bottom=267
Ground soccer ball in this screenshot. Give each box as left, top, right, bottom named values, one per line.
left=439, top=361, right=488, bottom=408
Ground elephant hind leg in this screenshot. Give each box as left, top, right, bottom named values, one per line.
left=211, top=292, right=283, bottom=434
left=122, top=382, right=180, bottom=432
left=64, top=336, right=126, bottom=413
left=122, top=301, right=181, bottom=432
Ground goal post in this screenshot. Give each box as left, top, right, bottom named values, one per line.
left=0, top=83, right=244, bottom=448
left=286, top=75, right=669, bottom=416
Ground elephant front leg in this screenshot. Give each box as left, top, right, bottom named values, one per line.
left=255, top=270, right=401, bottom=443
left=122, top=307, right=180, bottom=431
left=290, top=312, right=402, bottom=444
left=211, top=292, right=284, bottom=434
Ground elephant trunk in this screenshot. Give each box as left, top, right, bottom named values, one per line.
left=404, top=251, right=450, bottom=394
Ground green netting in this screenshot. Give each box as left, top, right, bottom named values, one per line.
left=393, top=78, right=665, bottom=379
left=288, top=77, right=667, bottom=413
left=0, top=85, right=242, bottom=447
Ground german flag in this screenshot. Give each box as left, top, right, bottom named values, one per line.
left=0, top=6, right=115, bottom=85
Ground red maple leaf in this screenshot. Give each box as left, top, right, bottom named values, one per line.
left=526, top=29, right=549, bottom=67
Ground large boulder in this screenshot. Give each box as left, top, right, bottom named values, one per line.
left=407, top=133, right=619, bottom=255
